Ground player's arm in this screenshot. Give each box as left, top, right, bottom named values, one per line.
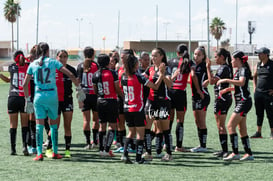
left=60, top=66, right=80, bottom=87
left=23, top=74, right=32, bottom=98
left=0, top=73, right=10, bottom=82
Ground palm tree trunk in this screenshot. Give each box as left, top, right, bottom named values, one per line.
left=11, top=22, right=14, bottom=52
left=216, top=39, right=219, bottom=50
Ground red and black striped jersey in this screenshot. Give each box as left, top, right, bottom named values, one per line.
left=77, top=61, right=98, bottom=95
left=121, top=73, right=149, bottom=112
left=145, top=65, right=171, bottom=101
left=56, top=64, right=77, bottom=101
left=8, top=63, right=29, bottom=97
left=92, top=68, right=118, bottom=99
left=168, top=57, right=192, bottom=91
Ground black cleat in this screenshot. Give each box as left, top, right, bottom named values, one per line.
left=250, top=132, right=262, bottom=138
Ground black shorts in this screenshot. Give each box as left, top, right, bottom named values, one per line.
left=118, top=96, right=124, bottom=114
left=145, top=99, right=170, bottom=120
left=125, top=111, right=146, bottom=127
left=58, top=97, right=73, bottom=115
left=82, top=94, right=97, bottom=112
left=214, top=95, right=232, bottom=115
left=97, top=98, right=118, bottom=123
left=8, top=96, right=26, bottom=114
left=192, top=94, right=210, bottom=111
left=234, top=96, right=252, bottom=117
left=169, top=89, right=187, bottom=111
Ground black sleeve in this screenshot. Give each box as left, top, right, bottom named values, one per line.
left=136, top=73, right=149, bottom=85
left=67, top=64, right=78, bottom=78
left=92, top=71, right=99, bottom=85
left=112, top=70, right=118, bottom=81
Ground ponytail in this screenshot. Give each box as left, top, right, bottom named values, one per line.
left=124, top=54, right=138, bottom=76
left=83, top=47, right=95, bottom=72
left=232, top=51, right=253, bottom=80
left=180, top=51, right=191, bottom=74
left=217, top=48, right=233, bottom=76
left=37, top=42, right=49, bottom=66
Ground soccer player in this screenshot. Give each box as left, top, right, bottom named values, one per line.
left=109, top=50, right=120, bottom=70
left=55, top=50, right=77, bottom=158
left=0, top=51, right=30, bottom=156
left=23, top=42, right=85, bottom=161
left=144, top=47, right=173, bottom=161
left=190, top=46, right=210, bottom=153
left=217, top=51, right=254, bottom=161
left=120, top=54, right=164, bottom=164
left=26, top=45, right=38, bottom=154
left=114, top=49, right=134, bottom=153
left=77, top=47, right=99, bottom=149
left=168, top=44, right=193, bottom=152
left=92, top=54, right=123, bottom=157
left=206, top=48, right=233, bottom=158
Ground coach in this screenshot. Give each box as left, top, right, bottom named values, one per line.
left=251, top=47, right=273, bottom=139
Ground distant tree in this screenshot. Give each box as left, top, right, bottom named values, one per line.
left=210, top=17, right=226, bottom=50
left=221, top=38, right=230, bottom=49
left=4, top=0, right=21, bottom=52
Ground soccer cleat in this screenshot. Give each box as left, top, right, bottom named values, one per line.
left=10, top=151, right=17, bottom=155
left=121, top=155, right=133, bottom=164
left=190, top=146, right=207, bottom=153
left=250, top=132, right=262, bottom=138
left=84, top=144, right=92, bottom=150
left=128, top=148, right=136, bottom=154
left=155, top=153, right=164, bottom=158
left=113, top=147, right=124, bottom=153
left=161, top=153, right=173, bottom=162
left=102, top=150, right=115, bottom=157
left=213, top=151, right=229, bottom=158
left=240, top=154, right=254, bottom=161
left=27, top=146, right=33, bottom=154
left=175, top=146, right=190, bottom=152
left=11, top=147, right=16, bottom=155
left=91, top=144, right=99, bottom=149
left=106, top=150, right=115, bottom=157
left=45, top=149, right=53, bottom=158
left=142, top=152, right=153, bottom=161
left=52, top=153, right=63, bottom=159
left=135, top=158, right=149, bottom=164
left=223, top=153, right=240, bottom=161
left=64, top=150, right=71, bottom=158
left=23, top=147, right=29, bottom=156
left=33, top=154, right=43, bottom=161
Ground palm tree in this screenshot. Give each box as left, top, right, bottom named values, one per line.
left=210, top=17, right=226, bottom=50
left=4, top=0, right=21, bottom=52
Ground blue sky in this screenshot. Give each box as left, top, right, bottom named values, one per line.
left=1, top=0, right=273, bottom=51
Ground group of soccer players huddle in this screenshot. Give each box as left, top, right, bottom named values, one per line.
left=1, top=42, right=256, bottom=163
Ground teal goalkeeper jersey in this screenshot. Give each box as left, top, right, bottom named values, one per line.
left=27, top=57, right=63, bottom=92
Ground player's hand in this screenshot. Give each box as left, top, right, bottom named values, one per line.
left=76, top=86, right=86, bottom=102
left=25, top=97, right=34, bottom=114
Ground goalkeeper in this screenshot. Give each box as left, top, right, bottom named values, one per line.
left=23, top=42, right=85, bottom=161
